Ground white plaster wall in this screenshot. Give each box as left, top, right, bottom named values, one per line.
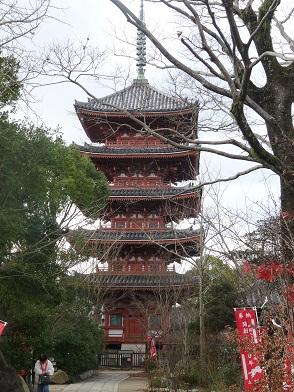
left=121, top=343, right=146, bottom=353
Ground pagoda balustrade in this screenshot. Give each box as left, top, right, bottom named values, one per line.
left=110, top=217, right=165, bottom=230
left=113, top=176, right=165, bottom=188
left=98, top=226, right=168, bottom=230
left=106, top=136, right=165, bottom=147
left=96, top=264, right=176, bottom=274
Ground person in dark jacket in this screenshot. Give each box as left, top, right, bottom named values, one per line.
left=0, top=367, right=24, bottom=392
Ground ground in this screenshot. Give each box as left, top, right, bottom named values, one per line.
left=49, top=370, right=147, bottom=392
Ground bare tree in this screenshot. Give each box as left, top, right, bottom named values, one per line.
left=42, top=1, right=294, bottom=269
left=0, top=0, right=55, bottom=107
left=107, top=0, right=294, bottom=262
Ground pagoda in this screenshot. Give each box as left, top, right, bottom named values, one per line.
left=73, top=0, right=201, bottom=354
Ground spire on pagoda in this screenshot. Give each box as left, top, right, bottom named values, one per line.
left=136, top=0, right=147, bottom=81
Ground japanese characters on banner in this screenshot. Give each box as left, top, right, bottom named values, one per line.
left=234, top=308, right=264, bottom=390
left=239, top=350, right=263, bottom=390
left=0, top=320, right=7, bottom=336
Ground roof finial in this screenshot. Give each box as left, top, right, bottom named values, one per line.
left=136, top=0, right=147, bottom=81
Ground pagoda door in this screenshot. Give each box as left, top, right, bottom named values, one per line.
left=128, top=315, right=145, bottom=340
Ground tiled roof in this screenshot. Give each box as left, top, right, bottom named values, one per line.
left=74, top=229, right=199, bottom=243
left=75, top=79, right=195, bottom=113
left=110, top=187, right=197, bottom=198
left=88, top=273, right=197, bottom=289
left=79, top=144, right=193, bottom=156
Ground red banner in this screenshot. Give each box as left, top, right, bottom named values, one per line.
left=147, top=335, right=157, bottom=360
left=0, top=320, right=7, bottom=336
left=234, top=308, right=264, bottom=390
left=284, top=358, right=292, bottom=390
left=240, top=350, right=263, bottom=390
left=235, top=308, right=260, bottom=342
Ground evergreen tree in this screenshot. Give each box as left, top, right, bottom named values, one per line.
left=0, top=119, right=108, bottom=371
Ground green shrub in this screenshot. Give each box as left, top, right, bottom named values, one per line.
left=150, top=376, right=168, bottom=388
left=177, top=366, right=203, bottom=387
left=145, top=358, right=157, bottom=372
left=217, top=362, right=241, bottom=386
left=52, top=320, right=103, bottom=378
left=175, top=360, right=241, bottom=389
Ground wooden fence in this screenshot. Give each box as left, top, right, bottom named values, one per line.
left=98, top=352, right=146, bottom=368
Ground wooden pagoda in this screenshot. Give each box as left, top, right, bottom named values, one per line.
left=73, top=1, right=201, bottom=353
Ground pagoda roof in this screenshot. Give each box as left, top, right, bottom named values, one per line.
left=73, top=228, right=200, bottom=244
left=110, top=187, right=198, bottom=200
left=75, top=79, right=196, bottom=114
left=79, top=144, right=196, bottom=158
left=88, top=273, right=197, bottom=290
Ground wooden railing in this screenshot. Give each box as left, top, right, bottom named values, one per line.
left=96, top=264, right=176, bottom=274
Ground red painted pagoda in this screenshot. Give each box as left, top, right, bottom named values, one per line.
left=73, top=1, right=201, bottom=354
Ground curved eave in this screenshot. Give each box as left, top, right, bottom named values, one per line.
left=71, top=229, right=200, bottom=245
left=87, top=235, right=200, bottom=245
left=88, top=274, right=198, bottom=290
left=97, top=283, right=195, bottom=291
left=80, top=149, right=197, bottom=160
left=108, top=190, right=199, bottom=202
left=75, top=106, right=196, bottom=118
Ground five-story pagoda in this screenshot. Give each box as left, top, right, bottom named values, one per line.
left=73, top=1, right=201, bottom=353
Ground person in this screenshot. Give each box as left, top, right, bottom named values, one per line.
left=0, top=367, right=24, bottom=392
left=34, top=354, right=54, bottom=392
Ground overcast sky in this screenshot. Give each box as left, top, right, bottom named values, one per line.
left=19, top=0, right=280, bottom=218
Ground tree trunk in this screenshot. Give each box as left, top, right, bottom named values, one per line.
left=263, top=78, right=294, bottom=264
left=199, top=256, right=206, bottom=381
left=280, top=179, right=294, bottom=261
left=280, top=179, right=294, bottom=337
left=0, top=348, right=8, bottom=367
